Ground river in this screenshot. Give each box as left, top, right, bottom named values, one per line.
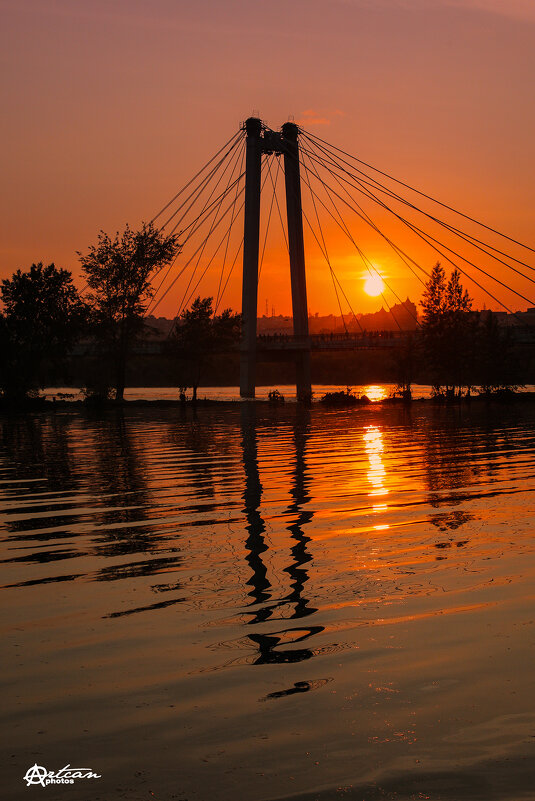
left=2, top=399, right=535, bottom=800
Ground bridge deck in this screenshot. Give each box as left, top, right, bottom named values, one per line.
left=256, top=332, right=412, bottom=351
left=70, top=327, right=535, bottom=357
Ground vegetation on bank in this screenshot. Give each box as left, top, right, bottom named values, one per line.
left=320, top=388, right=372, bottom=406
left=0, top=263, right=88, bottom=399
left=0, top=224, right=240, bottom=403
left=0, top=221, right=528, bottom=405
left=417, top=263, right=522, bottom=399
left=79, top=223, right=180, bottom=401
left=169, top=297, right=240, bottom=403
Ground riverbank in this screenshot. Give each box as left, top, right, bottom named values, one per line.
left=2, top=387, right=535, bottom=412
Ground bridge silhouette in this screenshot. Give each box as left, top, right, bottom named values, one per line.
left=147, top=117, right=535, bottom=398
left=257, top=330, right=406, bottom=351
left=126, top=329, right=410, bottom=357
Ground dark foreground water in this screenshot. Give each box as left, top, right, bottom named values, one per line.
left=2, top=402, right=535, bottom=801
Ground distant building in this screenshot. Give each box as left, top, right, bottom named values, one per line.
left=349, top=299, right=418, bottom=332
left=144, top=316, right=175, bottom=338
left=255, top=299, right=419, bottom=335
left=141, top=302, right=534, bottom=340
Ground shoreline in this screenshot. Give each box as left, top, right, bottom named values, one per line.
left=2, top=390, right=535, bottom=412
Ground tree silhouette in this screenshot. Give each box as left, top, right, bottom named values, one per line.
left=421, top=262, right=447, bottom=328
left=476, top=311, right=521, bottom=393
left=79, top=222, right=179, bottom=400
left=0, top=262, right=87, bottom=399
left=421, top=263, right=475, bottom=396
left=169, top=296, right=241, bottom=402
left=393, top=333, right=416, bottom=400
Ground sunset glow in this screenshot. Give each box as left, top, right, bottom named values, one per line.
left=2, top=1, right=535, bottom=318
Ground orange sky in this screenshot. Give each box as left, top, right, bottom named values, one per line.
left=2, top=0, right=535, bottom=317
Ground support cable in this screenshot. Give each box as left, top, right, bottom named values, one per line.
left=339, top=170, right=520, bottom=317
left=290, top=137, right=413, bottom=330
left=148, top=181, right=246, bottom=317
left=168, top=169, right=246, bottom=244
left=214, top=236, right=244, bottom=315
left=280, top=137, right=378, bottom=337
left=300, top=145, right=424, bottom=330
left=345, top=169, right=535, bottom=309
left=303, top=136, right=535, bottom=284
left=169, top=158, right=271, bottom=329
left=300, top=142, right=431, bottom=286
left=302, top=128, right=535, bottom=255
left=151, top=130, right=243, bottom=225
left=177, top=140, right=246, bottom=316
left=299, top=155, right=352, bottom=332
left=147, top=139, right=245, bottom=315
left=302, top=143, right=426, bottom=331
left=215, top=156, right=275, bottom=315
left=158, top=133, right=244, bottom=235
left=279, top=138, right=350, bottom=332
left=266, top=154, right=289, bottom=253
left=215, top=144, right=247, bottom=312
left=258, top=156, right=280, bottom=281
left=297, top=147, right=421, bottom=328
left=178, top=197, right=246, bottom=316
left=297, top=145, right=525, bottom=318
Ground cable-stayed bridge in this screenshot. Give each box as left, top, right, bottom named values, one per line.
left=147, top=117, right=535, bottom=399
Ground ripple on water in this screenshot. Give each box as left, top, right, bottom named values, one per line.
left=2, top=402, right=535, bottom=801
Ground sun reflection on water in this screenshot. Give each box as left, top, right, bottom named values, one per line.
left=364, top=426, right=388, bottom=497
left=364, top=426, right=390, bottom=531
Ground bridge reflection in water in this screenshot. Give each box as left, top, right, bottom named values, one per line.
left=4, top=405, right=535, bottom=801
left=240, top=405, right=322, bottom=664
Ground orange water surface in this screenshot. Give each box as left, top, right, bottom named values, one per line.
left=1, top=403, right=535, bottom=800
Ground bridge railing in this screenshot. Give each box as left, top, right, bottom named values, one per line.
left=258, top=329, right=412, bottom=340
left=256, top=330, right=416, bottom=349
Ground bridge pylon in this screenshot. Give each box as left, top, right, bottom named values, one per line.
left=240, top=117, right=312, bottom=401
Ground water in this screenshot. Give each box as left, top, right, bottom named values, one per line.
left=2, top=400, right=535, bottom=800
left=41, top=383, right=535, bottom=403
left=43, top=383, right=405, bottom=402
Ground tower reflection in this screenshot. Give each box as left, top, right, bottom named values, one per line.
left=241, top=407, right=322, bottom=663
left=283, top=408, right=317, bottom=619
left=240, top=405, right=270, bottom=611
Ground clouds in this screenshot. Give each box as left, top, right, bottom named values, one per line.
left=440, top=0, right=535, bottom=22
left=296, top=109, right=346, bottom=127
left=337, top=0, right=535, bottom=23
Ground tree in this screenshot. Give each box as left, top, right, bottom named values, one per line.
left=421, top=263, right=475, bottom=396
left=421, top=262, right=448, bottom=394
left=170, top=296, right=241, bottom=402
left=443, top=268, right=475, bottom=392
left=0, top=263, right=88, bottom=399
left=421, top=262, right=447, bottom=330
left=79, top=222, right=180, bottom=400
left=393, top=333, right=417, bottom=401
left=475, top=311, right=521, bottom=394
left=446, top=268, right=471, bottom=316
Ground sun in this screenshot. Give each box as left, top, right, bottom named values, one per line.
left=363, top=274, right=385, bottom=297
